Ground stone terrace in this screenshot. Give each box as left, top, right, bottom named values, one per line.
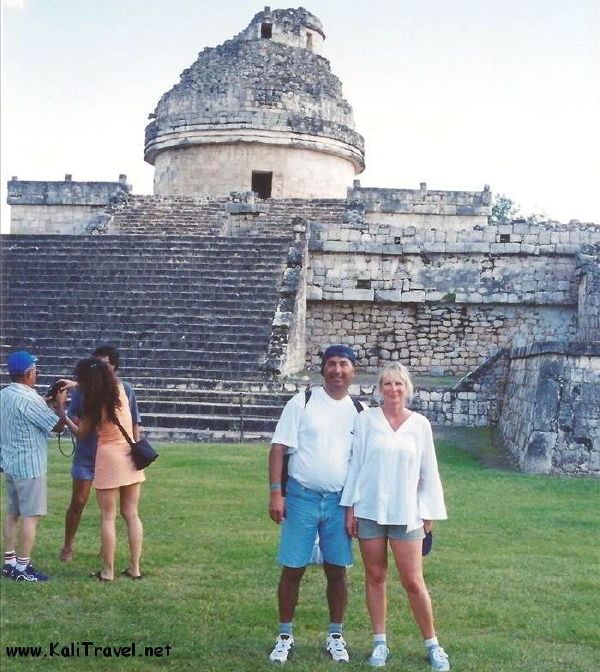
left=0, top=234, right=300, bottom=440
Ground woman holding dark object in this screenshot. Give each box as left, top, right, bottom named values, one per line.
left=58, top=358, right=145, bottom=581
left=341, top=363, right=450, bottom=670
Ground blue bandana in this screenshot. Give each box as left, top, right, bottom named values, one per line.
left=321, top=345, right=357, bottom=366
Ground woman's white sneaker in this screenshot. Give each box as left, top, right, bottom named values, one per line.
left=427, top=644, right=450, bottom=671
left=368, top=643, right=390, bottom=667
left=269, top=634, right=294, bottom=663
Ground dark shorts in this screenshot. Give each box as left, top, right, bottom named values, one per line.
left=71, top=463, right=94, bottom=480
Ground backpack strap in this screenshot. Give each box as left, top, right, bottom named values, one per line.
left=305, top=386, right=364, bottom=413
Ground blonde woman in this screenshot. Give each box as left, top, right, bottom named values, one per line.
left=341, top=363, right=450, bottom=670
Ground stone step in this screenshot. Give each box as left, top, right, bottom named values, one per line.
left=2, top=306, right=278, bottom=320
left=1, top=318, right=275, bottom=334
left=4, top=287, right=281, bottom=299
left=2, top=297, right=279, bottom=309
left=3, top=254, right=288, bottom=264
left=1, top=320, right=276, bottom=335
left=122, top=426, right=274, bottom=443
left=140, top=412, right=277, bottom=433
left=133, top=387, right=296, bottom=405
left=0, top=353, right=272, bottom=372
left=2, top=334, right=271, bottom=350
left=5, top=279, right=281, bottom=290
left=138, top=400, right=284, bottom=419
left=1, top=233, right=292, bottom=244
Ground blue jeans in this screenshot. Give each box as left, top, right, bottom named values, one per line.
left=278, top=478, right=353, bottom=568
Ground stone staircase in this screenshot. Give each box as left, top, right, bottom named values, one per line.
left=105, top=194, right=347, bottom=237
left=0, top=233, right=301, bottom=440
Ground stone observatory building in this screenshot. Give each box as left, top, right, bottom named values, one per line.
left=3, top=7, right=600, bottom=474
left=144, top=7, right=365, bottom=200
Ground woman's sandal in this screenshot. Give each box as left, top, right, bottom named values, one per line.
left=90, top=570, right=113, bottom=582
left=121, top=569, right=143, bottom=580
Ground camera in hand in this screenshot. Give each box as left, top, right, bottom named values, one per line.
left=46, top=380, right=66, bottom=400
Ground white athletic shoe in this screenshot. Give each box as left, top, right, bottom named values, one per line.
left=368, top=643, right=390, bottom=667
left=269, top=634, right=294, bottom=664
left=427, top=644, right=450, bottom=671
left=326, top=633, right=350, bottom=662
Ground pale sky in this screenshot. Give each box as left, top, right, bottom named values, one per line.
left=2, top=0, right=599, bottom=233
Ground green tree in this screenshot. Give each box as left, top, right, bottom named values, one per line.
left=490, top=194, right=519, bottom=225
left=491, top=193, right=548, bottom=225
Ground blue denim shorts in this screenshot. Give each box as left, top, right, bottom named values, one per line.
left=357, top=517, right=425, bottom=541
left=71, top=463, right=94, bottom=481
left=278, top=478, right=353, bottom=568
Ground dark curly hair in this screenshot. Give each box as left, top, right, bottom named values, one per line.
left=74, top=357, right=122, bottom=427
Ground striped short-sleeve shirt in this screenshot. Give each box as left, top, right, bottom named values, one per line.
left=0, top=383, right=58, bottom=479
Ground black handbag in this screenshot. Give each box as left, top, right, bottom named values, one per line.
left=114, top=418, right=159, bottom=470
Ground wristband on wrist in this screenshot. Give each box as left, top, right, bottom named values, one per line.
left=270, top=483, right=282, bottom=492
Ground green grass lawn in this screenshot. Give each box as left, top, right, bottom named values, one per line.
left=1, top=436, right=599, bottom=671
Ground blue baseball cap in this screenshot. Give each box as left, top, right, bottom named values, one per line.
left=6, top=351, right=38, bottom=375
left=321, top=344, right=357, bottom=366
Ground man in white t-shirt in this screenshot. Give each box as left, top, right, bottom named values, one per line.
left=268, top=345, right=365, bottom=664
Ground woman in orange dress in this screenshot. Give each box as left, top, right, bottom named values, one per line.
left=62, top=358, right=145, bottom=581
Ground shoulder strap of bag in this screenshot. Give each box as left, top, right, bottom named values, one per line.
left=113, top=417, right=135, bottom=448
left=305, top=386, right=364, bottom=413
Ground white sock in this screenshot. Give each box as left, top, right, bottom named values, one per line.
left=4, top=551, right=17, bottom=567
left=16, top=556, right=30, bottom=571
left=424, top=636, right=439, bottom=649
left=373, top=634, right=387, bottom=645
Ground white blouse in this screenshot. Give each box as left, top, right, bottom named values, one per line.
left=340, top=408, right=447, bottom=531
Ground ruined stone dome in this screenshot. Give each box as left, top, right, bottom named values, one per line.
left=144, top=7, right=365, bottom=199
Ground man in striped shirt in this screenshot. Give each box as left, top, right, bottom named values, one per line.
left=1, top=351, right=67, bottom=582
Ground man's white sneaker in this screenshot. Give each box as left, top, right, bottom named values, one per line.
left=269, top=634, right=294, bottom=664
left=326, top=633, right=349, bottom=662
left=368, top=643, right=390, bottom=667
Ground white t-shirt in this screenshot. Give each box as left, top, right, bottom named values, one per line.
left=271, top=386, right=363, bottom=492
left=340, top=408, right=447, bottom=531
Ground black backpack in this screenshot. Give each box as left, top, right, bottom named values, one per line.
left=280, top=388, right=364, bottom=496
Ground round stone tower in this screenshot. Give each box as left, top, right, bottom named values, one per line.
left=144, top=6, right=365, bottom=200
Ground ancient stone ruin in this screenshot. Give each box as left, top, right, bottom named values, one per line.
left=2, top=7, right=599, bottom=474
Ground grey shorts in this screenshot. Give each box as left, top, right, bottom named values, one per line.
left=357, top=517, right=425, bottom=541
left=4, top=474, right=47, bottom=517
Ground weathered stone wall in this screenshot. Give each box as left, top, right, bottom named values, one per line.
left=9, top=204, right=108, bottom=235
left=307, top=251, right=579, bottom=305
left=153, top=143, right=356, bottom=199
left=498, top=342, right=600, bottom=475
left=576, top=243, right=600, bottom=340
left=7, top=177, right=130, bottom=234
left=306, top=302, right=575, bottom=374
left=305, top=185, right=600, bottom=375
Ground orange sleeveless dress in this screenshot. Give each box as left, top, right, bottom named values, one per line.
left=93, top=384, right=146, bottom=490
